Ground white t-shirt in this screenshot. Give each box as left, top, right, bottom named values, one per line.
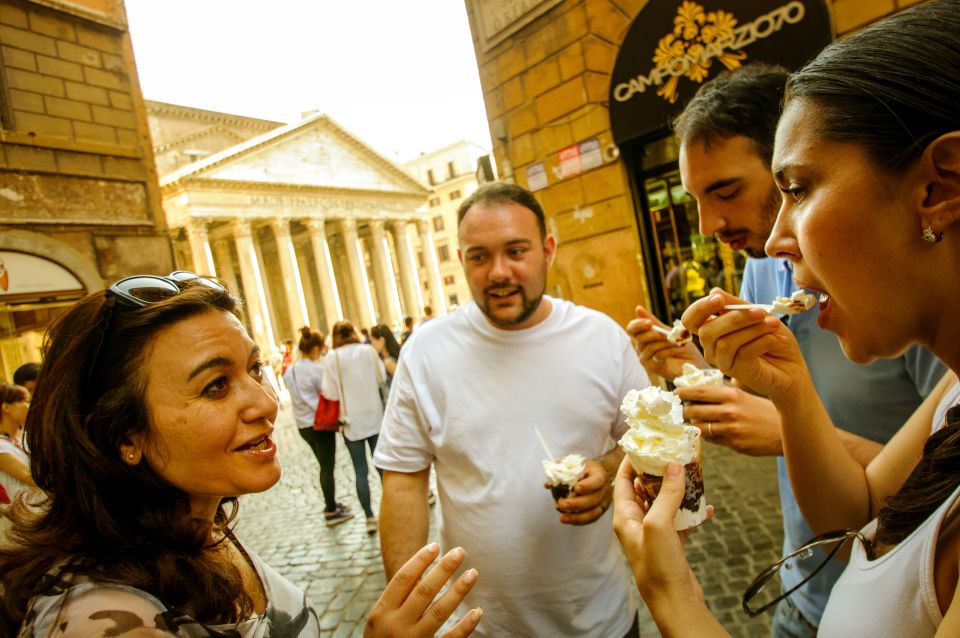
left=283, top=357, right=325, bottom=429
left=375, top=297, right=650, bottom=637
left=321, top=343, right=386, bottom=441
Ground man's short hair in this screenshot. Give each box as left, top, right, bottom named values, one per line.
left=13, top=362, right=40, bottom=387
left=672, top=64, right=789, bottom=165
left=456, top=182, right=546, bottom=238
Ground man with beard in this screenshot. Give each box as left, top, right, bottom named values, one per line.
left=629, top=64, right=946, bottom=636
left=375, top=182, right=648, bottom=637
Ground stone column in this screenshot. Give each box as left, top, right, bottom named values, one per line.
left=186, top=218, right=217, bottom=276
left=341, top=218, right=375, bottom=328
left=391, top=220, right=423, bottom=319
left=417, top=218, right=446, bottom=314
left=306, top=219, right=343, bottom=330
left=368, top=219, right=403, bottom=325
left=271, top=218, right=310, bottom=338
left=231, top=219, right=275, bottom=352
left=212, top=239, right=239, bottom=295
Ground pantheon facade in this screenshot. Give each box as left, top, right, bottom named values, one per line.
left=148, top=101, right=445, bottom=351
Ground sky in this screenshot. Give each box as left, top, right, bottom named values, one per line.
left=123, top=1, right=493, bottom=162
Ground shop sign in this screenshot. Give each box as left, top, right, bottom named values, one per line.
left=0, top=251, right=84, bottom=304
left=609, top=0, right=833, bottom=145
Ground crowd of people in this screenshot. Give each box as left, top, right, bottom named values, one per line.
left=1, top=1, right=959, bottom=635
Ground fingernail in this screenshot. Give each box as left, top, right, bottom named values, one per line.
left=470, top=607, right=483, bottom=621
left=463, top=568, right=478, bottom=584
left=422, top=543, right=439, bottom=556
left=448, top=546, right=464, bottom=561
left=666, top=463, right=681, bottom=478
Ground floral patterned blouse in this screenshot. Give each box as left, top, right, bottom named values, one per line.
left=17, top=543, right=320, bottom=637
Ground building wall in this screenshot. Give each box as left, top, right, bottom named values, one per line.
left=0, top=0, right=172, bottom=378
left=403, top=140, right=491, bottom=312
left=464, top=0, right=925, bottom=327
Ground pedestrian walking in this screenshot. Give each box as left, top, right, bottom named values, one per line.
left=370, top=324, right=401, bottom=379
left=322, top=321, right=387, bottom=534
left=283, top=327, right=352, bottom=526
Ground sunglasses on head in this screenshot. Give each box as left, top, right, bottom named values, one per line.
left=86, top=272, right=226, bottom=385
left=107, top=271, right=224, bottom=307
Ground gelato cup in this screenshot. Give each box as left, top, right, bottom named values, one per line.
left=618, top=386, right=707, bottom=530
left=619, top=427, right=706, bottom=530
left=672, top=363, right=724, bottom=389
left=542, top=453, right=586, bottom=503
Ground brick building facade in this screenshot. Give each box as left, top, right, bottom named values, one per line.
left=0, top=0, right=171, bottom=380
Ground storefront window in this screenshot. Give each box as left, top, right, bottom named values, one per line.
left=638, top=137, right=745, bottom=321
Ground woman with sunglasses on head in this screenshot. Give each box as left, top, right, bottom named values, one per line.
left=0, top=273, right=481, bottom=637
left=0, top=383, right=35, bottom=537
left=613, top=1, right=960, bottom=636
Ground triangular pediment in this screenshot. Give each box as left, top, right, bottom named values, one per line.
left=161, top=114, right=428, bottom=196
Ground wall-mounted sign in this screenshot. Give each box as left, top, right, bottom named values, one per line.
left=609, top=0, right=833, bottom=145
left=470, top=0, right=564, bottom=52
left=559, top=144, right=582, bottom=179
left=526, top=162, right=548, bottom=192
left=579, top=138, right=603, bottom=171
left=0, top=251, right=85, bottom=304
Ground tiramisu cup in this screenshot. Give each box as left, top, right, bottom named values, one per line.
left=541, top=453, right=586, bottom=503
left=618, top=387, right=707, bottom=530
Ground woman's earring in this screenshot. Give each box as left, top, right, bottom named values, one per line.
left=922, top=225, right=944, bottom=244
left=127, top=453, right=134, bottom=460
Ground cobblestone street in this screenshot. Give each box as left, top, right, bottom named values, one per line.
left=235, top=399, right=783, bottom=637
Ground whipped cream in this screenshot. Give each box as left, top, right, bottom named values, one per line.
left=542, top=453, right=586, bottom=487
left=772, top=290, right=817, bottom=315
left=619, top=387, right=699, bottom=473
left=672, top=363, right=724, bottom=389
left=667, top=319, right=692, bottom=345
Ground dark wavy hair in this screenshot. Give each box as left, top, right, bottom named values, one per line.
left=0, top=280, right=257, bottom=625
left=370, top=324, right=401, bottom=360
left=784, top=0, right=960, bottom=548
left=673, top=63, right=788, bottom=165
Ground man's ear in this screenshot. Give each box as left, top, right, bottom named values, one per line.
left=543, top=234, right=557, bottom=268
left=918, top=131, right=960, bottom=235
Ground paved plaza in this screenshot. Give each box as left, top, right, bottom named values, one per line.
left=235, top=399, right=784, bottom=637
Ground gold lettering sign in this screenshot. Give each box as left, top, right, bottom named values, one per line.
left=614, top=0, right=806, bottom=104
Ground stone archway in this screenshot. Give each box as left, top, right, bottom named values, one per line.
left=0, top=229, right=102, bottom=293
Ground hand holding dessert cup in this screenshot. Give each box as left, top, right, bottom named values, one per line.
left=613, top=458, right=723, bottom=635
left=541, top=454, right=614, bottom=525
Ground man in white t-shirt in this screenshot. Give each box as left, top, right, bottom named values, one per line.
left=374, top=182, right=649, bottom=637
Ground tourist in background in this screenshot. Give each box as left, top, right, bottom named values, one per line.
left=284, top=327, right=352, bottom=527
left=0, top=383, right=34, bottom=537
left=322, top=321, right=387, bottom=534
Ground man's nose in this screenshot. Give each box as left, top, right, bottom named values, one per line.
left=696, top=203, right=724, bottom=236
left=489, top=254, right=510, bottom=280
